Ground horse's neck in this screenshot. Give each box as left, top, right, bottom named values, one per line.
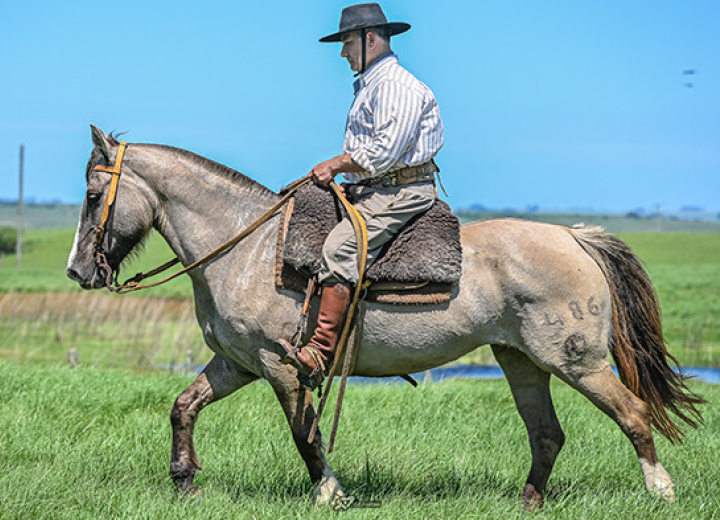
left=134, top=145, right=280, bottom=266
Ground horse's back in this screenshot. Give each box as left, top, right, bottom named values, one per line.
left=460, top=218, right=608, bottom=295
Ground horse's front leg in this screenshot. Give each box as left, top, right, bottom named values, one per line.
left=259, top=349, right=344, bottom=506
left=170, top=354, right=258, bottom=494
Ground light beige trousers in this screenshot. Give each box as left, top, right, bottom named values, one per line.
left=318, top=181, right=436, bottom=284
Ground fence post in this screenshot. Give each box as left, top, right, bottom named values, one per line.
left=17, top=144, right=24, bottom=270
left=185, top=349, right=194, bottom=375
left=67, top=348, right=79, bottom=368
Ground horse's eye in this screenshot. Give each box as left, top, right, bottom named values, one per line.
left=87, top=192, right=102, bottom=205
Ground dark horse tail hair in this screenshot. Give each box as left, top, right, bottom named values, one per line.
left=570, top=224, right=705, bottom=443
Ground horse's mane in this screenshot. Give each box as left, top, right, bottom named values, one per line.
left=147, top=144, right=278, bottom=197
left=159, top=144, right=277, bottom=195
left=91, top=132, right=279, bottom=197
left=98, top=132, right=277, bottom=195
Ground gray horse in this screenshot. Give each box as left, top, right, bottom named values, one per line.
left=67, top=126, right=703, bottom=508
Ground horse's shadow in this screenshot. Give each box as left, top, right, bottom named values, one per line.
left=204, top=466, right=522, bottom=503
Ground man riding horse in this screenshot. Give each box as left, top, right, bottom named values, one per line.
left=278, top=3, right=445, bottom=388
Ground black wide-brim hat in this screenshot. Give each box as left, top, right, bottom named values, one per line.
left=319, top=3, right=410, bottom=43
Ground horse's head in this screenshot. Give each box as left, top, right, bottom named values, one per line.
left=66, top=125, right=156, bottom=289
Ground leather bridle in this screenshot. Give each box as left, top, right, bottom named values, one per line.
left=91, top=141, right=128, bottom=290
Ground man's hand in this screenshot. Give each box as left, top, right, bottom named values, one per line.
left=308, top=154, right=365, bottom=186
left=307, top=158, right=337, bottom=186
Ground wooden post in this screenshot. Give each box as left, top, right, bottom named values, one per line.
left=185, top=349, right=194, bottom=375
left=16, top=145, right=24, bottom=269
left=67, top=348, right=79, bottom=368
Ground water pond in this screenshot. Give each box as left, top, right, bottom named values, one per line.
left=352, top=365, right=720, bottom=385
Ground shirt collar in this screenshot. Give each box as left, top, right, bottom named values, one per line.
left=353, top=52, right=397, bottom=94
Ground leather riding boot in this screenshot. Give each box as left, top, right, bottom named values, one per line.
left=278, top=282, right=352, bottom=389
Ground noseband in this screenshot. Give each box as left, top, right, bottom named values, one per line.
left=91, top=141, right=128, bottom=289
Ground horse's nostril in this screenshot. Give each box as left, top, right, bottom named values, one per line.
left=66, top=268, right=83, bottom=282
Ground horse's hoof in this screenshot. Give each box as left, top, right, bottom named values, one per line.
left=642, top=460, right=675, bottom=502
left=650, top=482, right=675, bottom=502
left=182, top=486, right=203, bottom=499
left=522, top=484, right=544, bottom=512
left=314, top=472, right=345, bottom=507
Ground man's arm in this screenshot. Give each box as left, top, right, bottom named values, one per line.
left=308, top=154, right=365, bottom=186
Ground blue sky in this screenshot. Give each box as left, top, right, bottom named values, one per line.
left=1, top=1, right=718, bottom=212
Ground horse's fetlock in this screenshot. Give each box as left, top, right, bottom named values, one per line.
left=170, top=460, right=197, bottom=483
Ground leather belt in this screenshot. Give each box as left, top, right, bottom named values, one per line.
left=356, top=160, right=439, bottom=188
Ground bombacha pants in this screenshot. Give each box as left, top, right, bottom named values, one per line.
left=318, top=181, right=436, bottom=284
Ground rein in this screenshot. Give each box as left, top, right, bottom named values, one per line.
left=91, top=144, right=311, bottom=293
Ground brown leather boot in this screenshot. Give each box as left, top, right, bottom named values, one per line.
left=278, top=282, right=352, bottom=389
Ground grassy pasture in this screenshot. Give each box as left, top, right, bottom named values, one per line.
left=1, top=227, right=718, bottom=369
left=0, top=361, right=718, bottom=519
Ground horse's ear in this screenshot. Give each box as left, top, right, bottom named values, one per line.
left=90, top=124, right=111, bottom=160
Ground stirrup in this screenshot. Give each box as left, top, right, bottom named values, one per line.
left=277, top=339, right=300, bottom=366
left=276, top=340, right=326, bottom=390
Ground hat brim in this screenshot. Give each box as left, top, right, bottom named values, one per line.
left=319, top=22, right=410, bottom=43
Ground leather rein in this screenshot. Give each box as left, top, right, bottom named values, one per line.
left=91, top=143, right=311, bottom=294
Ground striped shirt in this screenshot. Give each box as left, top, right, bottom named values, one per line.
left=341, top=53, right=444, bottom=182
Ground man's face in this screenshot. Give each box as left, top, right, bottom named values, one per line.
left=340, top=32, right=362, bottom=72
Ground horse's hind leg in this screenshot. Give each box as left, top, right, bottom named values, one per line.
left=259, top=351, right=344, bottom=506
left=555, top=361, right=674, bottom=500
left=492, top=345, right=565, bottom=510
left=170, top=354, right=258, bottom=494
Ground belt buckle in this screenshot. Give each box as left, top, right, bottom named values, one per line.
left=384, top=171, right=399, bottom=187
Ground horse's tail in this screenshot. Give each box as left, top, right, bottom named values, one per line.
left=569, top=224, right=705, bottom=443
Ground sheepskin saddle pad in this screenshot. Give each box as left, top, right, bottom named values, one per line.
left=274, top=183, right=462, bottom=305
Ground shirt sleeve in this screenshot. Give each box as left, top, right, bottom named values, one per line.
left=350, top=81, right=425, bottom=176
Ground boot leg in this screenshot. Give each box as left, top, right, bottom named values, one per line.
left=278, top=282, right=351, bottom=387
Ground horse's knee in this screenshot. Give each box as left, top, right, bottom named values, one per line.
left=171, top=388, right=202, bottom=427
left=170, top=397, right=188, bottom=428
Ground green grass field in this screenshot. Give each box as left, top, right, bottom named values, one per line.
left=0, top=361, right=718, bottom=519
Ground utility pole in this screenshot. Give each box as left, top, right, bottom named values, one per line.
left=17, top=144, right=24, bottom=269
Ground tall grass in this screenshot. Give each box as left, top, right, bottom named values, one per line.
left=0, top=361, right=717, bottom=519
left=0, top=293, right=211, bottom=371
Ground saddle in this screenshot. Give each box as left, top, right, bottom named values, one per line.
left=274, top=183, right=462, bottom=304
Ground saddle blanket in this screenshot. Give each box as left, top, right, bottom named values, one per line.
left=274, top=183, right=462, bottom=305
